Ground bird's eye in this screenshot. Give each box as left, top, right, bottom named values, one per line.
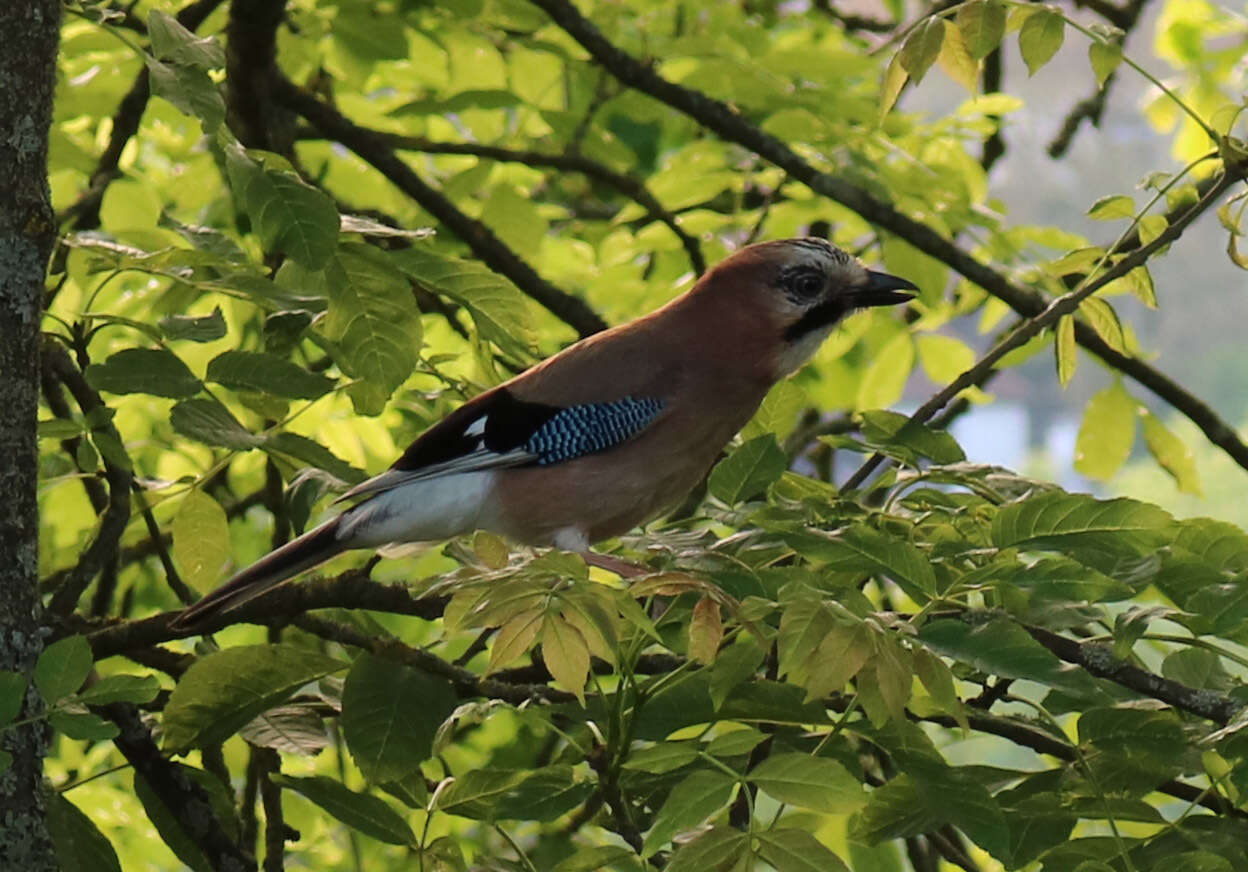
left=789, top=271, right=824, bottom=299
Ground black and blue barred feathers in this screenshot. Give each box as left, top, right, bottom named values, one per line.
left=524, top=396, right=664, bottom=465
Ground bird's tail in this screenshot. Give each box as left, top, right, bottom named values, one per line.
left=172, top=516, right=346, bottom=630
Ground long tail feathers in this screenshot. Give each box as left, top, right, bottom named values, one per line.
left=172, top=516, right=346, bottom=630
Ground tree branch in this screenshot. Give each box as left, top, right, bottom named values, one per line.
left=842, top=172, right=1238, bottom=489
left=57, top=0, right=225, bottom=231
left=270, top=77, right=608, bottom=338
left=101, top=702, right=255, bottom=871
left=312, top=130, right=707, bottom=276
left=1023, top=622, right=1242, bottom=725
left=83, top=569, right=448, bottom=659
left=527, top=0, right=1248, bottom=475
left=42, top=343, right=134, bottom=616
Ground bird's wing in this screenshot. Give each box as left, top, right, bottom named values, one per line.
left=336, top=387, right=665, bottom=502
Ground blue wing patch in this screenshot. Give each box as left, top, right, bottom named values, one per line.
left=524, top=396, right=664, bottom=465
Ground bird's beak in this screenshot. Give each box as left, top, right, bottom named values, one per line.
left=849, top=270, right=918, bottom=308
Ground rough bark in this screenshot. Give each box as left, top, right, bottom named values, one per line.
left=0, top=1, right=61, bottom=868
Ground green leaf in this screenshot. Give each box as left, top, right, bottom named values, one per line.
left=1073, top=381, right=1138, bottom=480
left=937, top=21, right=979, bottom=93
left=859, top=409, right=966, bottom=465
left=957, top=0, right=1006, bottom=60
left=1142, top=412, right=1201, bottom=494
left=264, top=432, right=365, bottom=485
left=757, top=829, right=851, bottom=872
left=991, top=492, right=1173, bottom=558
left=49, top=709, right=120, bottom=740
left=554, top=846, right=643, bottom=872
left=159, top=308, right=227, bottom=343
left=857, top=332, right=915, bottom=410
left=1087, top=194, right=1136, bottom=220
left=434, top=766, right=589, bottom=821
left=850, top=774, right=941, bottom=843
left=542, top=614, right=590, bottom=701
left=275, top=774, right=414, bottom=845
left=148, top=9, right=224, bottom=69
left=46, top=792, right=122, bottom=872
left=145, top=59, right=225, bottom=131
left=1018, top=8, right=1065, bottom=75
left=162, top=644, right=347, bottom=750
left=750, top=753, right=866, bottom=813
left=790, top=524, right=936, bottom=601
left=393, top=246, right=536, bottom=359
left=705, top=727, right=766, bottom=757
left=328, top=245, right=423, bottom=415
left=0, top=671, right=29, bottom=724
left=172, top=489, right=230, bottom=593
left=206, top=350, right=335, bottom=399
left=642, top=770, right=737, bottom=857
left=239, top=703, right=329, bottom=755
left=1078, top=297, right=1126, bottom=354
left=919, top=618, right=1101, bottom=698
left=899, top=18, right=945, bottom=84
left=85, top=349, right=202, bottom=398
left=1089, top=40, right=1122, bottom=86
left=1078, top=707, right=1185, bottom=758
left=708, top=434, right=787, bottom=504
left=35, top=635, right=92, bottom=705
left=879, top=54, right=908, bottom=121
left=623, top=741, right=700, bottom=774
left=76, top=673, right=160, bottom=705
left=665, top=826, right=749, bottom=872
left=342, top=652, right=457, bottom=783
left=170, top=398, right=263, bottom=450
left=1055, top=314, right=1077, bottom=386
left=224, top=141, right=338, bottom=269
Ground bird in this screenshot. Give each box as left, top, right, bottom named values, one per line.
left=172, top=237, right=915, bottom=628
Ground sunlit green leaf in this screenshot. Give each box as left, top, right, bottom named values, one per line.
left=751, top=754, right=866, bottom=813
left=1073, top=381, right=1138, bottom=480
left=172, top=489, right=230, bottom=593
left=708, top=434, right=787, bottom=504
left=1142, top=411, right=1201, bottom=494
left=1018, top=8, right=1065, bottom=75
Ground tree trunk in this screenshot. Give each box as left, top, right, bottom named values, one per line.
left=0, top=1, right=61, bottom=868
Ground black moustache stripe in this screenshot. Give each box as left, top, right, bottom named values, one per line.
left=783, top=300, right=846, bottom=342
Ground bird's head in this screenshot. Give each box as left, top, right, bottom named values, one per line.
left=694, top=237, right=917, bottom=377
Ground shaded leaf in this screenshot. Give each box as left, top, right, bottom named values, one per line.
left=899, top=18, right=945, bottom=84
left=207, top=350, right=334, bottom=399
left=709, top=435, right=787, bottom=504
left=77, top=674, right=160, bottom=705
left=275, top=774, right=414, bottom=845
left=170, top=398, right=262, bottom=450
left=342, top=652, right=457, bottom=783
left=35, top=635, right=92, bottom=705
left=85, top=349, right=202, bottom=398
left=163, top=644, right=346, bottom=750
left=240, top=703, right=329, bottom=755
left=757, top=828, right=851, bottom=872
left=642, top=770, right=737, bottom=857
left=47, top=792, right=122, bottom=872
left=958, top=0, right=1007, bottom=60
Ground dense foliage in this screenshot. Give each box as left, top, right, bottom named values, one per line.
left=11, top=0, right=1248, bottom=869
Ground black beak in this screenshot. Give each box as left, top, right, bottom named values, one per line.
left=850, top=270, right=918, bottom=308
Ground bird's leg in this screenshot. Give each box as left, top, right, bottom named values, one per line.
left=582, top=551, right=649, bottom=578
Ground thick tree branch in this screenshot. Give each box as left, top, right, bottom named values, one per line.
left=270, top=77, right=608, bottom=338
left=83, top=569, right=448, bottom=659
left=528, top=0, right=1248, bottom=475
left=1023, top=623, right=1241, bottom=725
left=101, top=702, right=255, bottom=871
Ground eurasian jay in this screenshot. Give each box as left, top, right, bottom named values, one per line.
left=174, top=237, right=915, bottom=626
